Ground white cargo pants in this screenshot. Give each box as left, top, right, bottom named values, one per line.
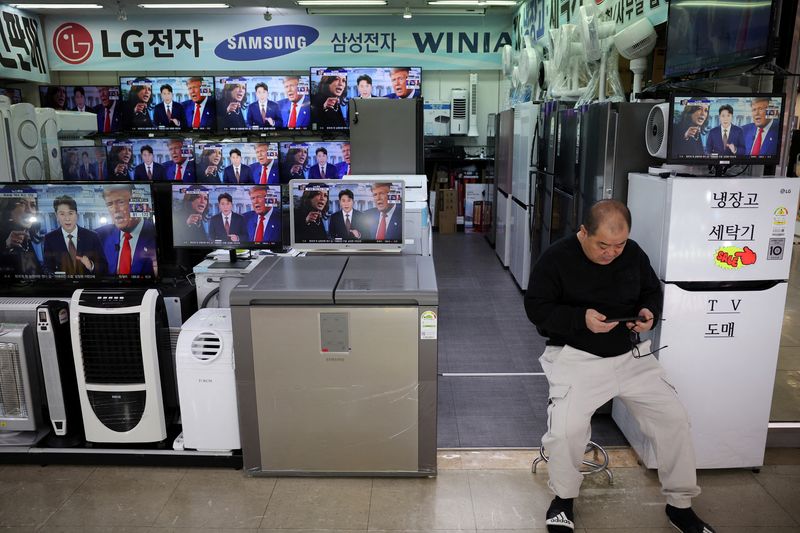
left=540, top=341, right=701, bottom=508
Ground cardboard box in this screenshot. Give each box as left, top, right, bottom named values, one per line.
left=438, top=189, right=457, bottom=234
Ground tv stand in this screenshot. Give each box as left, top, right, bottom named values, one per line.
left=208, top=249, right=251, bottom=270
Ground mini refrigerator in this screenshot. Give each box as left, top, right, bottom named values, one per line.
left=615, top=173, right=800, bottom=469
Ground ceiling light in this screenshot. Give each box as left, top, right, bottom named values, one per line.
left=298, top=0, right=387, bottom=5
left=403, top=6, right=412, bottom=18
left=138, top=3, right=230, bottom=8
left=427, top=0, right=516, bottom=4
left=10, top=3, right=103, bottom=8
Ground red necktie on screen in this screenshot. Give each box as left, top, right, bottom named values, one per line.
left=224, top=216, right=230, bottom=235
left=254, top=214, right=265, bottom=242
left=376, top=212, right=387, bottom=240
left=288, top=103, right=297, bottom=128
left=751, top=127, right=764, bottom=156
left=175, top=164, right=182, bottom=181
left=193, top=103, right=201, bottom=128
left=118, top=232, right=132, bottom=275
left=104, top=109, right=111, bottom=132
left=260, top=166, right=267, bottom=184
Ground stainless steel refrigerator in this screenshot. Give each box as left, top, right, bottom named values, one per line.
left=494, top=108, right=514, bottom=267
left=509, top=101, right=539, bottom=289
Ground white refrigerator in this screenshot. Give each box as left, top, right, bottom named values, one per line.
left=615, top=173, right=799, bottom=469
left=510, top=102, right=538, bottom=289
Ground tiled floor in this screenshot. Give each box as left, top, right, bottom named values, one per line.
left=772, top=241, right=800, bottom=421
left=1, top=449, right=799, bottom=531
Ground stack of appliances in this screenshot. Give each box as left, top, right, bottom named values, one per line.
left=577, top=102, right=659, bottom=222
left=494, top=109, right=514, bottom=266
left=0, top=96, right=45, bottom=181
left=617, top=174, right=799, bottom=469
left=509, top=102, right=539, bottom=289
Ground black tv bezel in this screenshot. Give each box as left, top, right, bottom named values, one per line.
left=169, top=182, right=283, bottom=251
left=665, top=92, right=786, bottom=166
left=37, top=84, right=120, bottom=109
left=118, top=75, right=217, bottom=134
left=214, top=73, right=311, bottom=135
left=0, top=180, right=160, bottom=285
left=663, top=0, right=777, bottom=79
left=105, top=137, right=196, bottom=182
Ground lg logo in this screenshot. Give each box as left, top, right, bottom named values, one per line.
left=53, top=23, right=93, bottom=64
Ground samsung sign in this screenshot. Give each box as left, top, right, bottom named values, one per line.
left=216, top=25, right=318, bottom=61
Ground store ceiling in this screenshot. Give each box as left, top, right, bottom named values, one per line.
left=13, top=0, right=517, bottom=16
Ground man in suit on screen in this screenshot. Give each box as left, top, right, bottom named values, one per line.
left=308, top=146, right=339, bottom=180
left=43, top=195, right=107, bottom=276
left=182, top=77, right=216, bottom=130
left=335, top=143, right=351, bottom=177
left=208, top=192, right=248, bottom=243
left=742, top=97, right=781, bottom=157
left=153, top=84, right=185, bottom=129
left=242, top=186, right=281, bottom=244
left=223, top=148, right=254, bottom=184
left=246, top=82, right=282, bottom=128
left=94, top=86, right=120, bottom=133
left=133, top=145, right=167, bottom=181
left=705, top=104, right=746, bottom=156
left=250, top=143, right=279, bottom=185
left=329, top=188, right=363, bottom=241
left=278, top=76, right=310, bottom=129
left=357, top=182, right=402, bottom=241
left=164, top=139, right=195, bottom=182
left=78, top=151, right=99, bottom=181
left=385, top=68, right=419, bottom=99
left=95, top=184, right=157, bottom=277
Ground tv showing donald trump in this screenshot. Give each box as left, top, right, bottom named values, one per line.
left=119, top=75, right=216, bottom=132
left=214, top=75, right=310, bottom=133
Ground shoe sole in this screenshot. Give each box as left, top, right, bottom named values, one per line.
left=669, top=519, right=714, bottom=533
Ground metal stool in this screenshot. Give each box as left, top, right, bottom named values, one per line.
left=531, top=441, right=614, bottom=484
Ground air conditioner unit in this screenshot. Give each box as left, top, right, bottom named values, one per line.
left=450, top=88, right=468, bottom=135
left=35, top=108, right=63, bottom=180
left=176, top=308, right=240, bottom=452
left=0, top=298, right=83, bottom=446
left=71, top=288, right=175, bottom=444
left=0, top=98, right=44, bottom=181
left=645, top=103, right=670, bottom=159
left=468, top=73, right=479, bottom=137
left=0, top=323, right=45, bottom=446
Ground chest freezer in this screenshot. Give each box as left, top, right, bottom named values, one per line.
left=230, top=255, right=438, bottom=476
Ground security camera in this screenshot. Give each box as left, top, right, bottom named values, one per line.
left=263, top=9, right=272, bottom=21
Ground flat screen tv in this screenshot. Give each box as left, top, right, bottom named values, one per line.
left=60, top=146, right=108, bottom=181
left=38, top=85, right=122, bottom=133
left=0, top=87, right=23, bottom=104
left=309, top=67, right=422, bottom=131
left=214, top=75, right=310, bottom=133
left=194, top=141, right=280, bottom=185
left=119, top=76, right=216, bottom=132
left=289, top=179, right=404, bottom=251
left=664, top=0, right=776, bottom=78
left=0, top=183, right=158, bottom=281
left=668, top=93, right=785, bottom=166
left=278, top=141, right=351, bottom=183
left=170, top=184, right=282, bottom=250
left=106, top=138, right=195, bottom=181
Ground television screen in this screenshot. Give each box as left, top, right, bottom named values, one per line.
left=0, top=183, right=157, bottom=281
left=106, top=138, right=195, bottom=181
left=665, top=0, right=775, bottom=78
left=38, top=85, right=122, bottom=133
left=668, top=93, right=785, bottom=165
left=171, top=184, right=281, bottom=248
left=289, top=179, right=404, bottom=249
left=0, top=87, right=23, bottom=104
left=214, top=75, right=310, bottom=132
left=119, top=76, right=216, bottom=132
left=279, top=141, right=351, bottom=183
left=60, top=146, right=108, bottom=181
left=194, top=142, right=280, bottom=184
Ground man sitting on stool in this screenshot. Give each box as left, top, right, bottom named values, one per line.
left=524, top=199, right=715, bottom=533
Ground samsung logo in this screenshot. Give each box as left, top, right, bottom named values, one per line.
left=215, top=25, right=319, bottom=60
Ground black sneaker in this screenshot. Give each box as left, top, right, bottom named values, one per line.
left=545, top=496, right=575, bottom=532
left=666, top=504, right=716, bottom=533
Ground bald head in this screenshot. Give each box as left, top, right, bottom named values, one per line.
left=583, top=199, right=631, bottom=236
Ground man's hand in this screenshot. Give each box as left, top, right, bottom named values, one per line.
left=77, top=255, right=94, bottom=272
left=585, top=309, right=617, bottom=334
left=627, top=308, right=654, bottom=333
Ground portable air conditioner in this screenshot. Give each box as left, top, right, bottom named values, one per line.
left=0, top=99, right=44, bottom=181
left=0, top=323, right=45, bottom=445
left=35, top=108, right=63, bottom=180
left=0, top=298, right=83, bottom=445
left=71, top=288, right=175, bottom=443
left=176, top=308, right=240, bottom=452
left=450, top=88, right=468, bottom=135
left=645, top=103, right=670, bottom=158
left=468, top=73, right=479, bottom=137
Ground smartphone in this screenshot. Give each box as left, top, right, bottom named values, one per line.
left=602, top=315, right=646, bottom=323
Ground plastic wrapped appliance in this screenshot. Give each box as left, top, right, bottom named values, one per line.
left=176, top=308, right=240, bottom=452
left=71, top=288, right=174, bottom=444
left=0, top=97, right=45, bottom=181
left=0, top=324, right=45, bottom=445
